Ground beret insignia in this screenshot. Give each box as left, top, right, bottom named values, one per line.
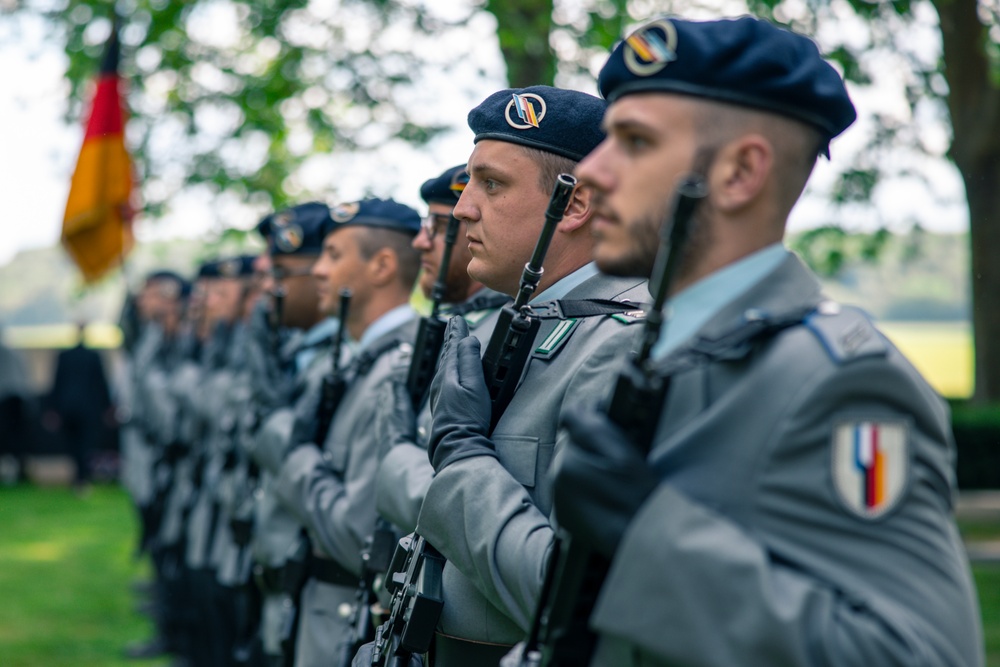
left=272, top=210, right=294, bottom=229
left=625, top=19, right=678, bottom=76
left=331, top=201, right=360, bottom=223
left=505, top=93, right=547, bottom=130
left=450, top=169, right=470, bottom=196
left=218, top=258, right=242, bottom=278
left=274, top=224, right=304, bottom=253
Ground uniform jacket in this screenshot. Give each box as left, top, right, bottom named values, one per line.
left=375, top=289, right=507, bottom=534
left=273, top=314, right=419, bottom=573
left=588, top=254, right=983, bottom=667
left=415, top=273, right=649, bottom=646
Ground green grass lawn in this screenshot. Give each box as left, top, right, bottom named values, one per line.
left=0, top=484, right=998, bottom=665
left=0, top=484, right=167, bottom=667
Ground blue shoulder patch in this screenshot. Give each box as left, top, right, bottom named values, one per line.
left=804, top=303, right=888, bottom=364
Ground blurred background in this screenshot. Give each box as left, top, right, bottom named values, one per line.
left=0, top=0, right=997, bottom=664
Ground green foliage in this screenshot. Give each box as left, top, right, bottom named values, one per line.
left=789, top=225, right=894, bottom=277
left=23, top=0, right=459, bottom=220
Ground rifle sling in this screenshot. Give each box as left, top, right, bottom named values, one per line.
left=526, top=298, right=644, bottom=320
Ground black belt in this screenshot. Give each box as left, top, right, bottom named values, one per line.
left=307, top=555, right=358, bottom=588
left=433, top=632, right=514, bottom=666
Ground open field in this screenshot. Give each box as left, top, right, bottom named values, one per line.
left=0, top=484, right=998, bottom=665
left=879, top=321, right=972, bottom=398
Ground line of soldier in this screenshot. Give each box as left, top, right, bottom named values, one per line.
left=117, top=14, right=984, bottom=667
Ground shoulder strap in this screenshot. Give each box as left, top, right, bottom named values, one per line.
left=348, top=336, right=409, bottom=379
left=527, top=298, right=646, bottom=320
left=654, top=304, right=817, bottom=377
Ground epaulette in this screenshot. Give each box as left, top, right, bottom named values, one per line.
left=530, top=299, right=644, bottom=360
left=463, top=309, right=494, bottom=329
left=803, top=302, right=888, bottom=364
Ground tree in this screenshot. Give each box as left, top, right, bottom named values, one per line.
left=19, top=0, right=475, bottom=218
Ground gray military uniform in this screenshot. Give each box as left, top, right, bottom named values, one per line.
left=415, top=273, right=648, bottom=662
left=246, top=327, right=339, bottom=660
left=262, top=311, right=418, bottom=667
left=375, top=289, right=507, bottom=533
left=585, top=254, right=983, bottom=666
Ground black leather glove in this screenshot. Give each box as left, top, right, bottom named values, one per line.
left=285, top=380, right=324, bottom=458
left=374, top=380, right=417, bottom=460
left=553, top=405, right=661, bottom=559
left=427, top=316, right=497, bottom=472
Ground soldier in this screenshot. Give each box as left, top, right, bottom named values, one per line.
left=375, top=86, right=649, bottom=666
left=183, top=255, right=258, bottom=667
left=548, top=16, right=984, bottom=666
left=253, top=198, right=423, bottom=667
left=374, top=164, right=508, bottom=534
left=242, top=203, right=340, bottom=667
left=122, top=270, right=192, bottom=662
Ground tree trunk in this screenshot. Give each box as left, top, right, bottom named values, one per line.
left=931, top=0, right=1000, bottom=404
left=484, top=0, right=556, bottom=87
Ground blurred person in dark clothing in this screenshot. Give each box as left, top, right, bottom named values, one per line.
left=47, top=322, right=114, bottom=493
left=0, top=328, right=32, bottom=483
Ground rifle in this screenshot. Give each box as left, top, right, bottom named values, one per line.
left=481, top=172, right=577, bottom=433
left=315, top=288, right=352, bottom=444
left=270, top=280, right=286, bottom=353
left=280, top=288, right=351, bottom=666
left=518, top=175, right=707, bottom=667
left=405, top=213, right=462, bottom=410
left=369, top=173, right=578, bottom=667
left=337, top=212, right=466, bottom=667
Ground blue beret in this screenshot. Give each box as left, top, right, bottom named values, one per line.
left=197, top=255, right=256, bottom=279
left=598, top=17, right=856, bottom=151
left=259, top=202, right=331, bottom=256
left=145, top=270, right=188, bottom=299
left=420, top=164, right=468, bottom=205
left=324, top=198, right=421, bottom=237
left=468, top=85, right=607, bottom=161
left=146, top=270, right=185, bottom=285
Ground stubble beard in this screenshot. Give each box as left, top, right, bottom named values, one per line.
left=596, top=205, right=666, bottom=279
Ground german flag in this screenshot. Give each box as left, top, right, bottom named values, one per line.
left=62, top=21, right=136, bottom=283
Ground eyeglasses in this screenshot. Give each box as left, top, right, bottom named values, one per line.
left=271, top=266, right=313, bottom=281
left=420, top=213, right=455, bottom=241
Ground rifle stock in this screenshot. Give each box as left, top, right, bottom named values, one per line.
left=314, top=288, right=352, bottom=444
left=521, top=175, right=707, bottom=667
left=405, top=213, right=461, bottom=410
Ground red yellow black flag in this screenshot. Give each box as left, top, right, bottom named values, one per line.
left=61, top=21, right=136, bottom=283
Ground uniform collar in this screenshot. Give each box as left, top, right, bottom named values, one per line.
left=652, top=243, right=789, bottom=360
left=530, top=262, right=601, bottom=304
left=356, top=304, right=417, bottom=352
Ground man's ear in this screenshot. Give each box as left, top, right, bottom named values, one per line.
left=559, top=184, right=595, bottom=233
left=366, top=247, right=398, bottom=287
left=710, top=134, right=773, bottom=212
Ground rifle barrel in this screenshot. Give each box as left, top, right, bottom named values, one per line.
left=513, top=173, right=577, bottom=309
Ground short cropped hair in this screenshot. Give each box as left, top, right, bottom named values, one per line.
left=355, top=227, right=421, bottom=290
